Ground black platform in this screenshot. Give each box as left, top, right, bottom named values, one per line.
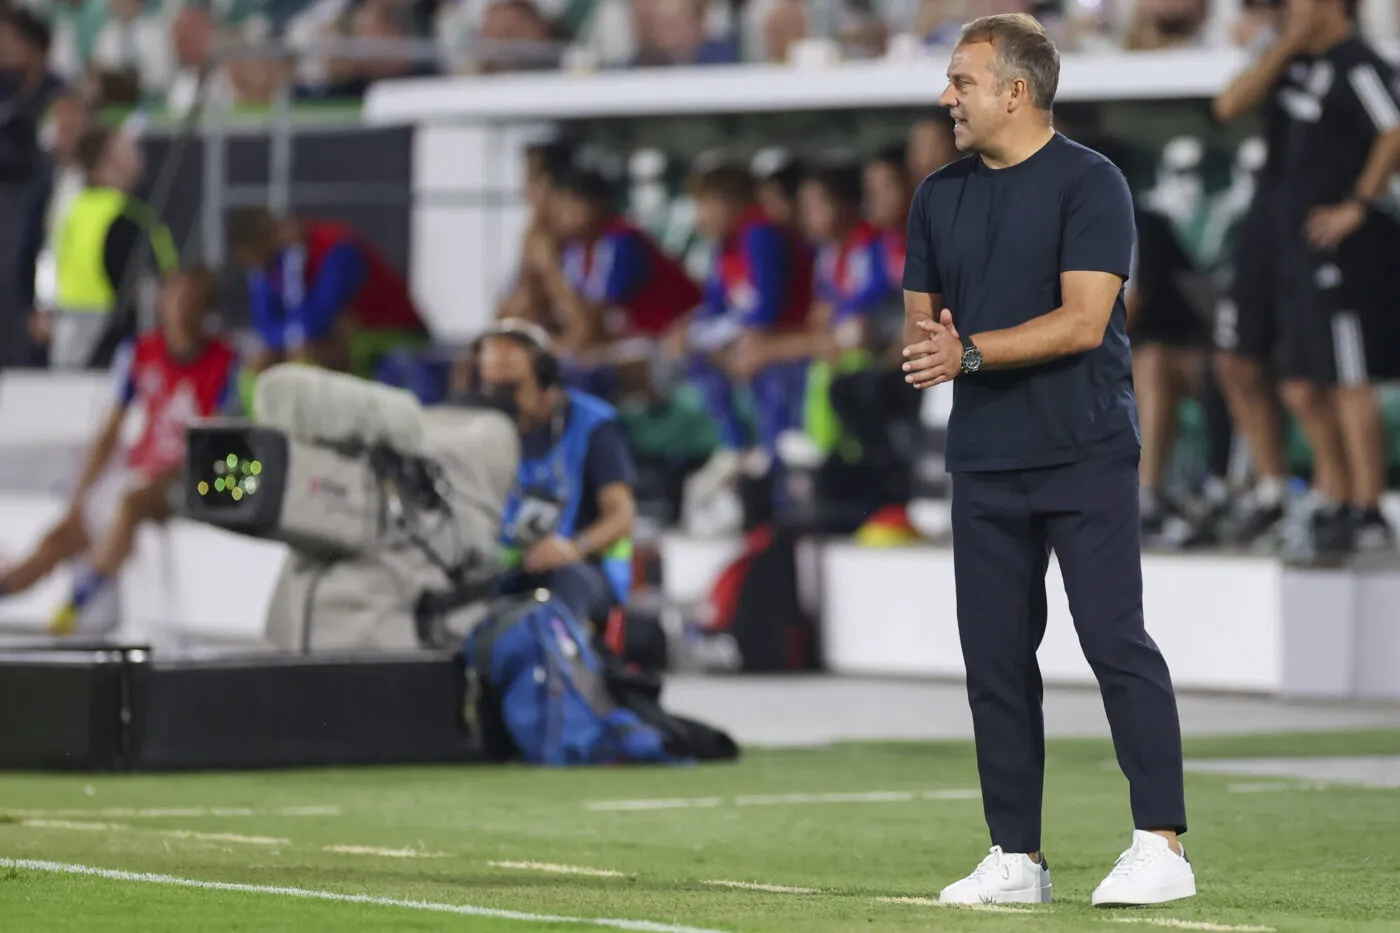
left=0, top=644, right=485, bottom=772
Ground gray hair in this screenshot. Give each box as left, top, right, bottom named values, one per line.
left=958, top=14, right=1060, bottom=112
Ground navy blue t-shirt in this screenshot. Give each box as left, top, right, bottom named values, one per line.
left=903, top=132, right=1140, bottom=472
left=520, top=406, right=637, bottom=533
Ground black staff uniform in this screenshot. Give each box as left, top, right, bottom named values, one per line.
left=1270, top=37, right=1400, bottom=385
left=903, top=132, right=1187, bottom=854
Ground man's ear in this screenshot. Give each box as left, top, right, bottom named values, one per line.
left=1007, top=77, right=1027, bottom=113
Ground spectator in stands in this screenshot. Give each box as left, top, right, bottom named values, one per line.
left=1123, top=0, right=1208, bottom=50
left=472, top=320, right=639, bottom=624
left=634, top=0, right=738, bottom=67
left=46, top=124, right=177, bottom=370
left=1, top=6, right=65, bottom=368
left=0, top=267, right=241, bottom=635
left=87, top=0, right=174, bottom=105
left=166, top=5, right=243, bottom=114
left=46, top=0, right=107, bottom=85
left=530, top=148, right=702, bottom=398
left=914, top=0, right=981, bottom=48
left=464, top=0, right=559, bottom=74
left=310, top=0, right=435, bottom=98
left=762, top=0, right=807, bottom=62
left=666, top=162, right=813, bottom=508
left=907, top=113, right=958, bottom=182
left=227, top=206, right=430, bottom=400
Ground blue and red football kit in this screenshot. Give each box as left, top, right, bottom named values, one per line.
left=113, top=332, right=240, bottom=481
left=560, top=219, right=701, bottom=339
left=688, top=209, right=813, bottom=452
left=249, top=220, right=425, bottom=354
left=816, top=221, right=900, bottom=334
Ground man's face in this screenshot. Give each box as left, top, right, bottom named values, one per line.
left=0, top=24, right=29, bottom=73
left=940, top=41, right=1011, bottom=153
left=695, top=192, right=741, bottom=240
left=103, top=134, right=146, bottom=190
left=477, top=336, right=547, bottom=423
left=159, top=274, right=208, bottom=354
left=756, top=179, right=793, bottom=228
left=1283, top=0, right=1328, bottom=43
left=549, top=189, right=594, bottom=241
left=797, top=179, right=840, bottom=243
left=864, top=161, right=909, bottom=230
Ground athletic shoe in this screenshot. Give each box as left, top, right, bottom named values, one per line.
left=1142, top=500, right=1213, bottom=550
left=937, top=846, right=1052, bottom=905
left=1353, top=508, right=1396, bottom=553
left=1229, top=500, right=1286, bottom=548
left=48, top=601, right=78, bottom=636
left=1310, top=505, right=1357, bottom=557
left=1091, top=830, right=1196, bottom=907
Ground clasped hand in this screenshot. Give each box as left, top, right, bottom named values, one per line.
left=902, top=308, right=963, bottom=390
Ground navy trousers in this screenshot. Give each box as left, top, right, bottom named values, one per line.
left=950, top=450, right=1187, bottom=853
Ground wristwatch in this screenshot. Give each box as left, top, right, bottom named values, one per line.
left=959, top=335, right=983, bottom=375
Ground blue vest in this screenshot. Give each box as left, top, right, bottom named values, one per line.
left=499, top=389, right=633, bottom=603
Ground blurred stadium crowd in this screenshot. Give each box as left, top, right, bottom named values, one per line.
left=0, top=0, right=1279, bottom=113
left=4, top=0, right=1400, bottom=578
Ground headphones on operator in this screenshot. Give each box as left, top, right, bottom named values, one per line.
left=467, top=317, right=561, bottom=390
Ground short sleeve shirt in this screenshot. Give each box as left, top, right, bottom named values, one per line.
left=903, top=132, right=1140, bottom=472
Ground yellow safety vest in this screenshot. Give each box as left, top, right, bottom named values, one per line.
left=54, top=187, right=178, bottom=314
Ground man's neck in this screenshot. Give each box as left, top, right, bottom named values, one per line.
left=1307, top=23, right=1353, bottom=57
left=979, top=123, right=1056, bottom=171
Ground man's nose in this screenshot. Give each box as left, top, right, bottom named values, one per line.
left=938, top=87, right=957, bottom=108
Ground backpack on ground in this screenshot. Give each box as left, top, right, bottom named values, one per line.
left=462, top=590, right=684, bottom=766
left=695, top=525, right=821, bottom=672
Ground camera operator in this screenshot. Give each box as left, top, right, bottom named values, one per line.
left=465, top=319, right=639, bottom=626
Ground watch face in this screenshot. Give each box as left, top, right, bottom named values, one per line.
left=962, top=347, right=982, bottom=372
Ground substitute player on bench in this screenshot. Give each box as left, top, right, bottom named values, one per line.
left=0, top=268, right=240, bottom=634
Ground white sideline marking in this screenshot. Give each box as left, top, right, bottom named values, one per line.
left=21, top=819, right=123, bottom=832
left=1226, top=781, right=1332, bottom=794
left=490, top=861, right=628, bottom=878
left=0, top=859, right=729, bottom=933
left=326, top=846, right=449, bottom=859
left=163, top=831, right=289, bottom=846
left=4, top=805, right=342, bottom=820
left=587, top=798, right=724, bottom=812
left=20, top=819, right=288, bottom=847
left=587, top=789, right=979, bottom=811
left=1106, top=919, right=1276, bottom=932
left=875, top=896, right=1033, bottom=913
left=703, top=880, right=818, bottom=894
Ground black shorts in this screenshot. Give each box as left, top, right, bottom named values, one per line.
left=1131, top=208, right=1210, bottom=349
left=1214, top=207, right=1278, bottom=360
left=1276, top=217, right=1400, bottom=387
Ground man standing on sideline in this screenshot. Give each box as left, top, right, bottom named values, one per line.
left=900, top=14, right=1194, bottom=907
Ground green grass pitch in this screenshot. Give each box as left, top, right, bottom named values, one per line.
left=2, top=730, right=1398, bottom=932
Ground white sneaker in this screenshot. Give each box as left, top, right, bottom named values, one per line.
left=938, top=846, right=1052, bottom=905
left=1091, top=830, right=1196, bottom=907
